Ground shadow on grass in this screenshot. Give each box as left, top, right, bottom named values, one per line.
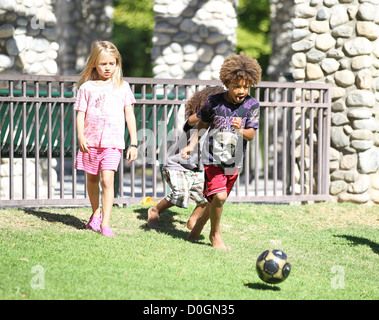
left=133, top=207, right=207, bottom=244
left=334, top=235, right=379, bottom=255
left=244, top=282, right=281, bottom=291
left=24, top=208, right=86, bottom=230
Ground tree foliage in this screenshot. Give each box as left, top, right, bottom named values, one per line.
left=112, top=0, right=154, bottom=78
left=236, top=0, right=271, bottom=79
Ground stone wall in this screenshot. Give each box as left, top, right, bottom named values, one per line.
left=269, top=0, right=379, bottom=204
left=0, top=0, right=113, bottom=77
left=2, top=0, right=235, bottom=80
left=55, top=0, right=113, bottom=75
left=0, top=158, right=58, bottom=200
left=151, top=0, right=238, bottom=80
left=267, top=0, right=295, bottom=81
left=0, top=0, right=59, bottom=76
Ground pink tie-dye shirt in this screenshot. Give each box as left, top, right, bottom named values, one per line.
left=74, top=80, right=136, bottom=150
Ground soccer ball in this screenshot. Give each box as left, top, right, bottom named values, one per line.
left=256, top=249, right=291, bottom=284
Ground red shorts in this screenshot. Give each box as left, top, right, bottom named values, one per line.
left=75, top=147, right=122, bottom=175
left=203, top=165, right=239, bottom=202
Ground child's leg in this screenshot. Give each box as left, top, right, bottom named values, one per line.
left=148, top=198, right=174, bottom=228
left=148, top=169, right=188, bottom=228
left=100, top=170, right=115, bottom=228
left=192, top=165, right=230, bottom=249
left=86, top=173, right=101, bottom=217
left=208, top=191, right=230, bottom=251
left=187, top=171, right=207, bottom=230
left=96, top=148, right=121, bottom=233
left=186, top=203, right=206, bottom=230
left=187, top=203, right=209, bottom=241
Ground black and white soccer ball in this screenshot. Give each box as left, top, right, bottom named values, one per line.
left=256, top=249, right=291, bottom=284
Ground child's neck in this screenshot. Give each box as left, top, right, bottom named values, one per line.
left=93, top=78, right=112, bottom=84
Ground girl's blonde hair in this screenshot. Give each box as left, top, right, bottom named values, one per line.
left=75, top=41, right=123, bottom=90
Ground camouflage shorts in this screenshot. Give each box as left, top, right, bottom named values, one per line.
left=163, top=169, right=207, bottom=208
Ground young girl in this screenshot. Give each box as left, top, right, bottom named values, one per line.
left=74, top=41, right=138, bottom=237
left=182, top=52, right=262, bottom=250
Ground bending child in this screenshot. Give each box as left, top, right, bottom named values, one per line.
left=182, top=52, right=261, bottom=250
left=74, top=41, right=138, bottom=237
left=147, top=86, right=224, bottom=229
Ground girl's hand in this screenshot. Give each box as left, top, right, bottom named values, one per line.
left=126, top=145, right=138, bottom=163
left=78, top=136, right=90, bottom=153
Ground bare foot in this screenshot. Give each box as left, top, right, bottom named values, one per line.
left=187, top=227, right=201, bottom=242
left=147, top=207, right=159, bottom=228
left=209, top=233, right=231, bottom=251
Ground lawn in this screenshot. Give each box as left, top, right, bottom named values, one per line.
left=0, top=202, right=378, bottom=302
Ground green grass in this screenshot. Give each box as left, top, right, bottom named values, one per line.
left=0, top=202, right=378, bottom=300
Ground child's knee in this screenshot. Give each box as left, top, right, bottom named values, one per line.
left=213, top=191, right=228, bottom=204
left=100, top=173, right=114, bottom=189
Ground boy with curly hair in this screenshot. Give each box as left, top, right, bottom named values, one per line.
left=182, top=52, right=261, bottom=250
left=147, top=86, right=224, bottom=229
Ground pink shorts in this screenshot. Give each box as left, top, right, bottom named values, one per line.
left=75, top=147, right=122, bottom=175
left=203, top=165, right=239, bottom=202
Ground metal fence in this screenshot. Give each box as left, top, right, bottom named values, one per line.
left=0, top=74, right=331, bottom=207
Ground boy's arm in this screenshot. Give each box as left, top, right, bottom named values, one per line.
left=125, top=105, right=138, bottom=163
left=240, top=127, right=256, bottom=141
left=181, top=120, right=209, bottom=160
left=232, top=117, right=256, bottom=141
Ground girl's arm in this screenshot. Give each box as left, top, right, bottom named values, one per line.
left=125, top=105, right=138, bottom=163
left=76, top=110, right=90, bottom=153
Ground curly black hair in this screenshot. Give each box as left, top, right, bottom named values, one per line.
left=219, top=52, right=262, bottom=87
left=185, top=86, right=224, bottom=119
